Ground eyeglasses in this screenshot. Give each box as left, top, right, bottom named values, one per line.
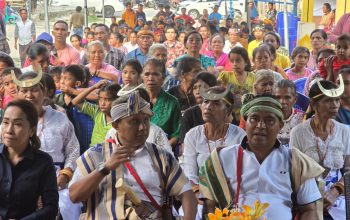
left=138, top=35, right=152, bottom=40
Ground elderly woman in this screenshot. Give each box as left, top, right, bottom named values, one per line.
left=307, top=29, right=328, bottom=70
left=85, top=40, right=121, bottom=86
left=0, top=99, right=58, bottom=220
left=13, top=71, right=81, bottom=219
left=173, top=31, right=217, bottom=74
left=168, top=56, right=202, bottom=113
left=183, top=86, right=246, bottom=219
left=204, top=34, right=231, bottom=72
left=275, top=79, right=304, bottom=145
left=290, top=79, right=350, bottom=219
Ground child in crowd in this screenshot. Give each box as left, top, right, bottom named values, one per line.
left=319, top=34, right=350, bottom=82
left=218, top=47, right=254, bottom=123
left=85, top=31, right=95, bottom=47
left=286, top=46, right=313, bottom=81
left=49, top=66, right=63, bottom=92
left=121, top=59, right=143, bottom=87
left=81, top=27, right=91, bottom=46
left=178, top=32, right=186, bottom=45
left=72, top=80, right=120, bottom=146
left=248, top=25, right=265, bottom=58
left=252, top=44, right=284, bottom=81
left=1, top=68, right=19, bottom=108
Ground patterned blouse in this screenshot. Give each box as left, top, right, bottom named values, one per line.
left=278, top=108, right=304, bottom=145
left=164, top=40, right=186, bottom=68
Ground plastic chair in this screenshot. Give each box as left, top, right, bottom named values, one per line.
left=294, top=92, right=309, bottom=113
left=294, top=77, right=308, bottom=94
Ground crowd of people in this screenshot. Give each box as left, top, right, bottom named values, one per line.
left=0, top=1, right=350, bottom=220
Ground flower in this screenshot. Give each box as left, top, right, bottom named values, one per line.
left=207, top=200, right=269, bottom=220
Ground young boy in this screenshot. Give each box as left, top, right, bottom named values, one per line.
left=248, top=25, right=265, bottom=59
left=49, top=66, right=62, bottom=93
left=71, top=80, right=120, bottom=146
left=1, top=67, right=19, bottom=109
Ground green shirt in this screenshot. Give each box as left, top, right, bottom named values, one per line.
left=80, top=101, right=112, bottom=146
left=151, top=89, right=181, bottom=139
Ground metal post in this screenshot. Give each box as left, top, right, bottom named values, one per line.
left=247, top=0, right=251, bottom=34
left=224, top=0, right=227, bottom=19
left=27, top=0, right=32, bottom=19
left=102, top=0, right=105, bottom=24
left=44, top=0, right=49, bottom=32
left=84, top=0, right=88, bottom=27
left=283, top=0, right=289, bottom=52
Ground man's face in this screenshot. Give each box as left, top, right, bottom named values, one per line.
left=137, top=35, right=153, bottom=51
left=114, top=113, right=151, bottom=148
left=181, top=8, right=186, bottom=15
left=94, top=26, right=108, bottom=44
left=245, top=111, right=283, bottom=149
left=138, top=5, right=143, bottom=11
left=127, top=4, right=132, bottom=10
left=268, top=3, right=273, bottom=10
left=165, top=28, right=176, bottom=41
left=213, top=6, right=219, bottom=13
left=52, top=23, right=69, bottom=42
left=20, top=10, right=28, bottom=20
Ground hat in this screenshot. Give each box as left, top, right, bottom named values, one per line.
left=253, top=25, right=265, bottom=32
left=137, top=29, right=154, bottom=38
left=36, top=32, right=53, bottom=45
left=228, top=28, right=241, bottom=34
left=111, top=90, right=153, bottom=122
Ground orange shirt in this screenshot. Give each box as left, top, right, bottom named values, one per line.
left=122, top=10, right=136, bottom=29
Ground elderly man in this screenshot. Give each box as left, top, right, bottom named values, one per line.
left=126, top=29, right=154, bottom=65
left=200, top=94, right=324, bottom=220
left=148, top=43, right=180, bottom=92
left=69, top=91, right=196, bottom=219
left=82, top=23, right=125, bottom=70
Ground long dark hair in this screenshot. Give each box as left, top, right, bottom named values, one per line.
left=5, top=99, right=41, bottom=150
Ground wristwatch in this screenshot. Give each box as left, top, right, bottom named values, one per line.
left=98, top=163, right=110, bottom=176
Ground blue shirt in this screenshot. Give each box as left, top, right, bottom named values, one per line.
left=337, top=107, right=350, bottom=126
left=208, top=12, right=222, bottom=30
left=126, top=47, right=149, bottom=66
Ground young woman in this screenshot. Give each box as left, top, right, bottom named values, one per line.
left=70, top=34, right=86, bottom=60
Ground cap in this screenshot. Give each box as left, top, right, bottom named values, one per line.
left=36, top=32, right=53, bottom=45
left=137, top=29, right=154, bottom=38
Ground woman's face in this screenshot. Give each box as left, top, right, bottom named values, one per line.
left=201, top=98, right=229, bottom=123
left=70, top=36, right=81, bottom=49
left=17, top=85, right=45, bottom=109
left=313, top=96, right=340, bottom=119
left=264, top=34, right=279, bottom=49
left=275, top=86, right=297, bottom=116
left=122, top=65, right=140, bottom=86
left=186, top=33, right=202, bottom=53
left=254, top=51, right=272, bottom=70
left=87, top=34, right=94, bottom=43
left=182, top=62, right=202, bottom=85
left=311, top=32, right=326, bottom=50
left=192, top=80, right=209, bottom=104
left=254, top=77, right=274, bottom=95
left=210, top=35, right=224, bottom=52
left=229, top=53, right=247, bottom=74
left=198, top=27, right=209, bottom=39
left=88, top=44, right=104, bottom=66
left=178, top=33, right=186, bottom=44
left=1, top=106, right=35, bottom=149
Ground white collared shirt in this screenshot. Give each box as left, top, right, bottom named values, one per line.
left=223, top=40, right=243, bottom=54
left=14, top=19, right=35, bottom=45
left=218, top=144, right=321, bottom=220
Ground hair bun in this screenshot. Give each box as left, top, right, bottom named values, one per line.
left=241, top=93, right=255, bottom=105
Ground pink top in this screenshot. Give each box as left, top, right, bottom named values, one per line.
left=329, top=13, right=350, bottom=44
left=85, top=63, right=122, bottom=87
left=200, top=38, right=210, bottom=55
left=204, top=50, right=231, bottom=71
left=286, top=67, right=313, bottom=81
left=2, top=95, right=13, bottom=109
left=57, top=44, right=81, bottom=66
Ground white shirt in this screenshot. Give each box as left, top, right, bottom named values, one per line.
left=218, top=144, right=321, bottom=220
left=15, top=19, right=35, bottom=45
left=223, top=40, right=243, bottom=54
left=38, top=106, right=80, bottom=170
left=124, top=42, right=139, bottom=54
left=183, top=124, right=246, bottom=184
left=106, top=123, right=173, bottom=154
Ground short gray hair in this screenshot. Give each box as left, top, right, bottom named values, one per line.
left=86, top=40, right=106, bottom=57
left=148, top=43, right=167, bottom=57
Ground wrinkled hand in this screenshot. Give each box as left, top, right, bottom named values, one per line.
left=323, top=188, right=339, bottom=210
left=57, top=174, right=69, bottom=191
left=104, top=145, right=135, bottom=171
left=324, top=55, right=335, bottom=80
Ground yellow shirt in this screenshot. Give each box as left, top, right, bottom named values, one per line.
left=320, top=13, right=332, bottom=27
left=248, top=40, right=262, bottom=59
left=122, top=10, right=136, bottom=29
left=275, top=53, right=291, bottom=70
left=218, top=71, right=255, bottom=120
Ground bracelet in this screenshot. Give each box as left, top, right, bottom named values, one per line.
left=331, top=182, right=344, bottom=195
left=59, top=168, right=73, bottom=181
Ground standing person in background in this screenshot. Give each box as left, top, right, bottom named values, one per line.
left=51, top=20, right=81, bottom=66
left=124, top=30, right=139, bottom=52
left=328, top=13, right=350, bottom=44
left=136, top=3, right=146, bottom=22
left=319, top=3, right=332, bottom=29
left=126, top=30, right=153, bottom=65
left=69, top=6, right=84, bottom=38
left=164, top=26, right=186, bottom=68
left=208, top=5, right=222, bottom=31
left=122, top=2, right=137, bottom=29
left=0, top=11, right=9, bottom=54
left=247, top=0, right=258, bottom=21
left=266, top=2, right=277, bottom=28
left=14, top=8, right=36, bottom=67
left=198, top=25, right=211, bottom=55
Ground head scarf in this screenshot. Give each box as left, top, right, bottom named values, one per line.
left=240, top=94, right=284, bottom=121
left=111, top=90, right=153, bottom=122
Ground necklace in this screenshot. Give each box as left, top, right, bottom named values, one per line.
left=311, top=119, right=334, bottom=166
left=204, top=123, right=228, bottom=153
